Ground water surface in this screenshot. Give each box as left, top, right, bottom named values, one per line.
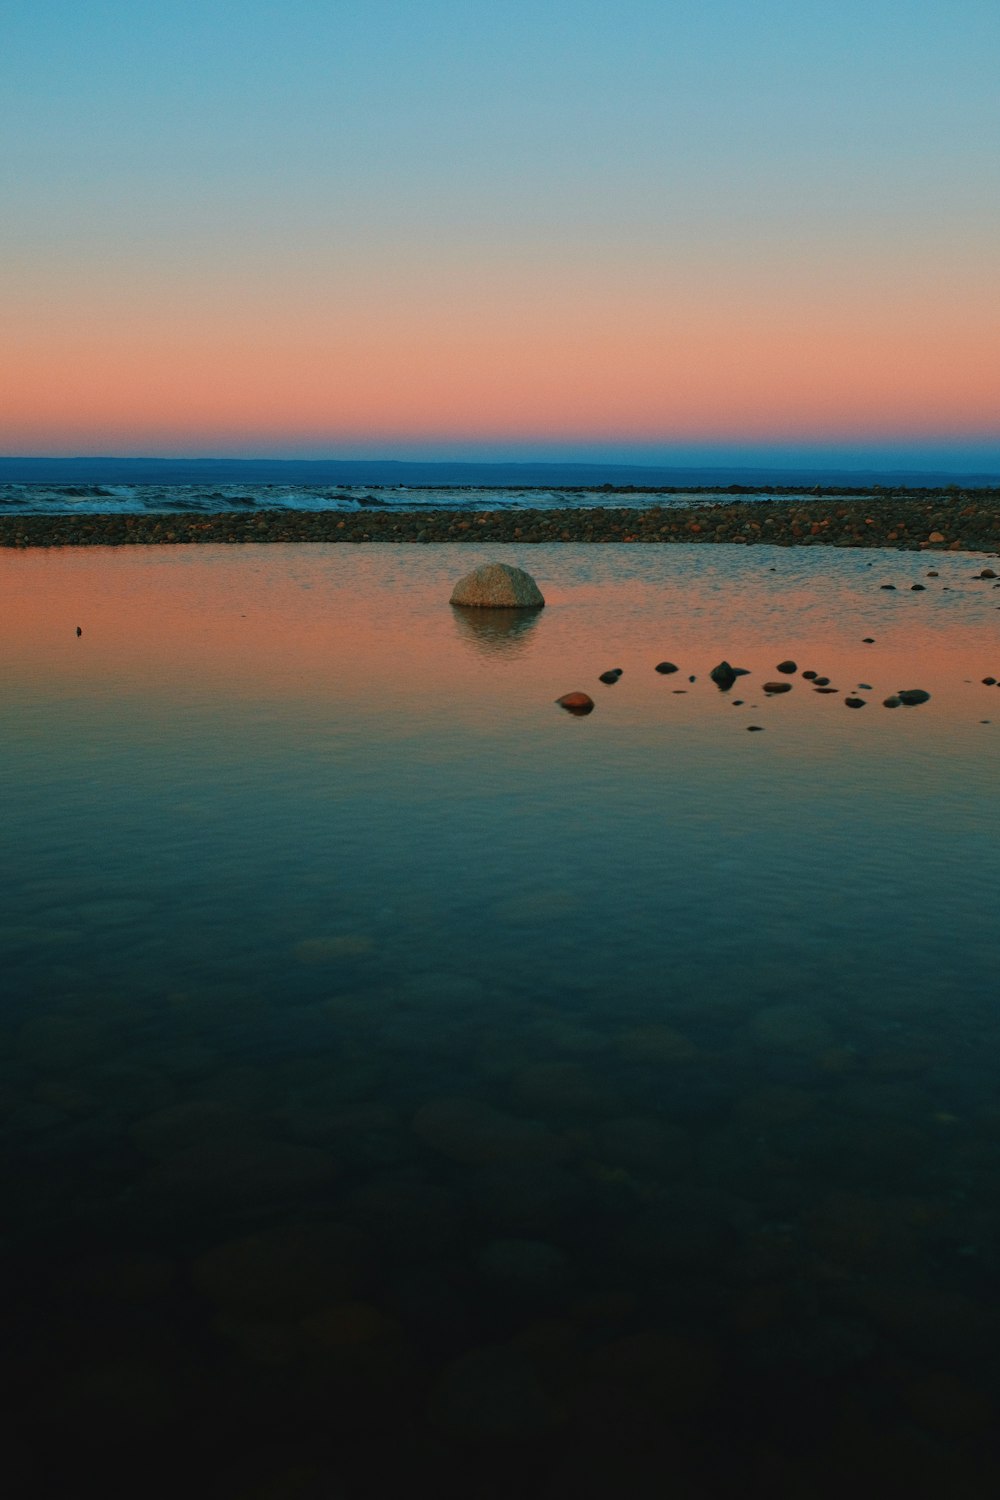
left=3, top=543, right=999, bottom=1497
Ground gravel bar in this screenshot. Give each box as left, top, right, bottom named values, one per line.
left=2, top=494, right=999, bottom=552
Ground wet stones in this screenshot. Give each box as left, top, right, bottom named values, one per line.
left=556, top=692, right=594, bottom=715
left=844, top=697, right=866, bottom=709
left=762, top=682, right=792, bottom=694
left=449, top=563, right=544, bottom=608
left=897, top=689, right=931, bottom=706
left=411, top=1096, right=570, bottom=1166
left=776, top=660, right=797, bottom=673
left=710, top=661, right=737, bottom=689
left=654, top=661, right=679, bottom=674
left=598, top=668, right=623, bottom=684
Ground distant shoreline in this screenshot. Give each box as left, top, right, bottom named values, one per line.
left=2, top=456, right=999, bottom=488
left=2, top=495, right=999, bottom=552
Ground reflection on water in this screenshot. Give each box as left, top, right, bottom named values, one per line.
left=2, top=543, right=1000, bottom=1497
left=450, top=602, right=544, bottom=655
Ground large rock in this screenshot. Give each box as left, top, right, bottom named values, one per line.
left=450, top=563, right=544, bottom=608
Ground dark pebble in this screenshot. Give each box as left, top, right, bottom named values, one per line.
left=910, top=584, right=926, bottom=591
left=897, top=689, right=931, bottom=706
left=880, top=584, right=896, bottom=590
left=814, top=687, right=839, bottom=694
left=844, top=697, right=866, bottom=709
left=883, top=696, right=902, bottom=708
left=802, top=670, right=818, bottom=680
left=776, top=660, right=797, bottom=674
left=979, top=569, right=997, bottom=579
left=763, top=682, right=792, bottom=694
left=982, top=677, right=996, bottom=686
left=857, top=683, right=872, bottom=690
left=746, top=726, right=764, bottom=732
left=813, top=676, right=830, bottom=687
left=654, top=661, right=679, bottom=674
left=598, top=669, right=623, bottom=684
left=75, top=626, right=82, bottom=636
left=862, top=638, right=875, bottom=643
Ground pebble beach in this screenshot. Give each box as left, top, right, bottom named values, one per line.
left=2, top=490, right=999, bottom=551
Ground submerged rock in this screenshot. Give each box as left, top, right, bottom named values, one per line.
left=450, top=563, right=544, bottom=608
left=898, top=688, right=931, bottom=706
left=598, top=668, right=623, bottom=684
left=762, top=682, right=792, bottom=694
left=654, top=661, right=679, bottom=674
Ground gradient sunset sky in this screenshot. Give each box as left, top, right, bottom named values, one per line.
left=3, top=0, right=998, bottom=468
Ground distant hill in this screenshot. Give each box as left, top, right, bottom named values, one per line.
left=1, top=455, right=997, bottom=488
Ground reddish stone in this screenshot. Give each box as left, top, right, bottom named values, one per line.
left=556, top=692, right=595, bottom=716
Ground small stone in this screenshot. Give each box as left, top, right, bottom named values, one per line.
left=926, top=571, right=938, bottom=577
left=762, top=682, right=792, bottom=694
left=979, top=568, right=997, bottom=579
left=883, top=696, right=902, bottom=708
left=450, top=563, right=544, bottom=608
left=862, top=638, right=875, bottom=644
left=746, top=725, right=764, bottom=732
left=654, top=661, right=678, bottom=674
left=897, top=689, right=930, bottom=706
left=813, top=676, right=830, bottom=686
left=928, top=532, right=945, bottom=543
left=802, top=670, right=818, bottom=679
left=982, top=677, right=996, bottom=686
left=710, top=661, right=737, bottom=689
left=429, top=1344, right=559, bottom=1437
left=910, top=584, right=926, bottom=591
left=478, top=1238, right=568, bottom=1289
left=814, top=688, right=839, bottom=694
left=776, top=660, right=797, bottom=674
left=598, top=669, right=622, bottom=684
left=555, top=692, right=594, bottom=715
left=844, top=697, right=866, bottom=709
left=879, top=584, right=896, bottom=590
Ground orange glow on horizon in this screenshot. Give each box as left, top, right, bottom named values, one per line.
left=3, top=246, right=998, bottom=453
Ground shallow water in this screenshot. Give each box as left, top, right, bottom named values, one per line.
left=2, top=543, right=999, bottom=1497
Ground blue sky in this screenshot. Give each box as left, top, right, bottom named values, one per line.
left=2, top=1, right=998, bottom=467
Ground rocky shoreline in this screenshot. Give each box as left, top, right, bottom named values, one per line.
left=2, top=492, right=999, bottom=551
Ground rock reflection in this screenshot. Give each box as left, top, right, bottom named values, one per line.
left=450, top=604, right=543, bottom=657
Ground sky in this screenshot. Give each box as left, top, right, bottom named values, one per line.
left=2, top=0, right=998, bottom=470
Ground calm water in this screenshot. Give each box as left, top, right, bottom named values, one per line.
left=3, top=543, right=999, bottom=1497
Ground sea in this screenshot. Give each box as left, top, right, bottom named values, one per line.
left=0, top=481, right=838, bottom=517
left=3, top=539, right=999, bottom=1497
